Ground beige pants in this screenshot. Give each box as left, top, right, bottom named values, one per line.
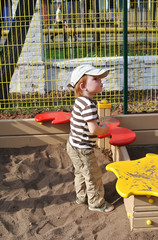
left=67, top=141, right=105, bottom=208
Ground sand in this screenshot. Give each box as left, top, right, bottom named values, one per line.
left=0, top=143, right=158, bottom=240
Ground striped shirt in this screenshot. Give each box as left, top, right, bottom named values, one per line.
left=69, top=96, right=99, bottom=148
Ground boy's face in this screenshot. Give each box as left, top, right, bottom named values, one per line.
left=85, top=75, right=103, bottom=95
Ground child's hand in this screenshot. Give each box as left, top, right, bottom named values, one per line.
left=100, top=123, right=110, bottom=133
left=97, top=124, right=111, bottom=138
left=88, top=120, right=110, bottom=136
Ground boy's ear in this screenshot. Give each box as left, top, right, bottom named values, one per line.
left=79, top=82, right=86, bottom=91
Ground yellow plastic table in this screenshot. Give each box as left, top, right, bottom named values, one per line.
left=106, top=153, right=158, bottom=198
left=106, top=153, right=158, bottom=232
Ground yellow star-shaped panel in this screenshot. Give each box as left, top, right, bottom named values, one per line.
left=106, top=153, right=158, bottom=198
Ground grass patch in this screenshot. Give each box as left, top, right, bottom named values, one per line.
left=44, top=40, right=158, bottom=59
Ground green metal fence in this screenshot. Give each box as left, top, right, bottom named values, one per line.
left=0, top=0, right=158, bottom=114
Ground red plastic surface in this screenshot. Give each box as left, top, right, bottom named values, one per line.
left=103, top=118, right=120, bottom=128
left=98, top=118, right=136, bottom=146
left=109, top=127, right=136, bottom=146
left=98, top=118, right=120, bottom=138
left=35, top=111, right=71, bottom=124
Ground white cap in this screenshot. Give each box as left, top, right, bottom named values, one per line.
left=70, top=64, right=109, bottom=87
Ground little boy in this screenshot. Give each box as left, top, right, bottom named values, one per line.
left=67, top=64, right=114, bottom=213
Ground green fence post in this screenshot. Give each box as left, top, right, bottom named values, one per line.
left=123, top=0, right=128, bottom=114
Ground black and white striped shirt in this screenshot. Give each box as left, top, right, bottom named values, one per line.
left=69, top=96, right=99, bottom=148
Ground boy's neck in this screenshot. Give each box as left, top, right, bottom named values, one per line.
left=82, top=92, right=94, bottom=100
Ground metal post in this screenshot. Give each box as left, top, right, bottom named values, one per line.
left=123, top=0, right=128, bottom=114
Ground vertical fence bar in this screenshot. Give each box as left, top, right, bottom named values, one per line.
left=123, top=0, right=128, bottom=114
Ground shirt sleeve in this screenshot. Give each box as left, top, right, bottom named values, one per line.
left=82, top=103, right=98, bottom=122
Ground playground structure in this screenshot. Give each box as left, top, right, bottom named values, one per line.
left=34, top=101, right=136, bottom=150
left=0, top=102, right=157, bottom=232
left=106, top=153, right=158, bottom=232
left=0, top=109, right=157, bottom=150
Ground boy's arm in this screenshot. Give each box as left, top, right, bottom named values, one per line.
left=87, top=119, right=110, bottom=136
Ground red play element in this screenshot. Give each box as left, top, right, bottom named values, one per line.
left=104, top=118, right=120, bottom=128
left=99, top=118, right=120, bottom=138
left=109, top=127, right=136, bottom=146
left=98, top=126, right=136, bottom=146
left=35, top=111, right=71, bottom=124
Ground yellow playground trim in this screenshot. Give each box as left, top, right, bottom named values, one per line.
left=2, top=27, right=158, bottom=37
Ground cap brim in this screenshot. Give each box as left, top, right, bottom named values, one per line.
left=86, top=68, right=109, bottom=78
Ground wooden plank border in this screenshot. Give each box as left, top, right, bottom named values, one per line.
left=0, top=113, right=157, bottom=148
left=0, top=119, right=70, bottom=148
